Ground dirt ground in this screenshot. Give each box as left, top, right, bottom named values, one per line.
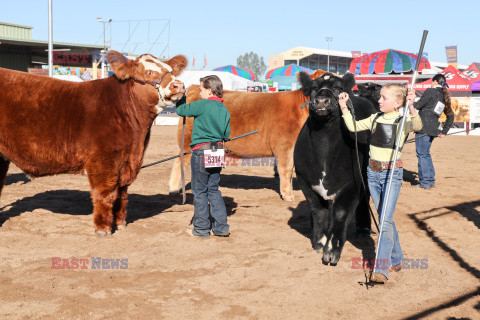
left=0, top=125, right=479, bottom=320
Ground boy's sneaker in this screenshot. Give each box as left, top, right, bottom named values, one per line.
left=190, top=228, right=210, bottom=239
left=213, top=232, right=230, bottom=237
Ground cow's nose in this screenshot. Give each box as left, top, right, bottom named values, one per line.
left=173, top=81, right=185, bottom=93
left=317, top=98, right=330, bottom=107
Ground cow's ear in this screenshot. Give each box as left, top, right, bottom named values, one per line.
left=107, top=51, right=138, bottom=80
left=297, top=71, right=313, bottom=96
left=357, top=83, right=367, bottom=95
left=166, top=55, right=188, bottom=76
left=342, top=72, right=355, bottom=92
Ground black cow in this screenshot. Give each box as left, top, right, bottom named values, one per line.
left=356, top=82, right=382, bottom=111
left=294, top=72, right=377, bottom=265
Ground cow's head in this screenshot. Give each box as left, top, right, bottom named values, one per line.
left=297, top=71, right=355, bottom=118
left=107, top=50, right=187, bottom=112
left=357, top=82, right=382, bottom=111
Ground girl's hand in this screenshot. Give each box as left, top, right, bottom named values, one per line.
left=407, top=89, right=416, bottom=104
left=338, top=92, right=349, bottom=111
left=438, top=133, right=445, bottom=138
left=407, top=89, right=417, bottom=116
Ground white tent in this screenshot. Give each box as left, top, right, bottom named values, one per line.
left=177, top=70, right=255, bottom=91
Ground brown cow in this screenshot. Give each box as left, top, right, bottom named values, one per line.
left=0, top=51, right=187, bottom=236
left=169, top=85, right=309, bottom=201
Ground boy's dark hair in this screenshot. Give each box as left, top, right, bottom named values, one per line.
left=200, top=75, right=223, bottom=98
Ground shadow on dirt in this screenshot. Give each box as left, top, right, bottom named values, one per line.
left=0, top=190, right=237, bottom=227
left=287, top=200, right=376, bottom=263
left=5, top=173, right=31, bottom=186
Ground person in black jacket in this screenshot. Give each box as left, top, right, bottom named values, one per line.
left=413, top=74, right=454, bottom=189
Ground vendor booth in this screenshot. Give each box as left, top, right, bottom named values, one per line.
left=414, top=65, right=472, bottom=123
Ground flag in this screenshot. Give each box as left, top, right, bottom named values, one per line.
left=192, top=54, right=195, bottom=67
left=204, top=54, right=207, bottom=67
left=445, top=46, right=458, bottom=69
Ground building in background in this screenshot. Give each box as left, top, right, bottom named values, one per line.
left=269, top=46, right=352, bottom=75
left=269, top=46, right=468, bottom=76
left=0, top=21, right=104, bottom=78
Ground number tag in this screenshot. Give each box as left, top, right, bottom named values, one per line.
left=433, top=101, right=445, bottom=117
left=203, top=149, right=225, bottom=168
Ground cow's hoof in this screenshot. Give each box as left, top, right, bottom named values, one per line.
left=330, top=253, right=340, bottom=265
left=282, top=195, right=294, bottom=201
left=117, top=224, right=127, bottom=230
left=96, top=230, right=112, bottom=237
left=322, top=251, right=332, bottom=264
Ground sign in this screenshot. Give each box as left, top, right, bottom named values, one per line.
left=469, top=97, right=480, bottom=123
left=351, top=51, right=362, bottom=58
left=445, top=46, right=458, bottom=68
left=439, top=97, right=470, bottom=122
left=202, top=149, right=225, bottom=168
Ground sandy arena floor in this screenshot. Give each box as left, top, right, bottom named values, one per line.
left=0, top=125, right=479, bottom=319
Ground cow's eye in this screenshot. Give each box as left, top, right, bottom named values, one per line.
left=147, top=71, right=152, bottom=76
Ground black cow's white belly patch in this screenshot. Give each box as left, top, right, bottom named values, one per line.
left=312, top=171, right=336, bottom=200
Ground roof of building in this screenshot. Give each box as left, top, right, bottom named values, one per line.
left=0, top=36, right=105, bottom=50
left=0, top=21, right=33, bottom=29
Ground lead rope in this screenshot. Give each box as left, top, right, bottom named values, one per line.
left=180, top=116, right=186, bottom=204
left=347, top=99, right=380, bottom=233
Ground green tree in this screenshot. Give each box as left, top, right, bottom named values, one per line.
left=237, top=52, right=267, bottom=81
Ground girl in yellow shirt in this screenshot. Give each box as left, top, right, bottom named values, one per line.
left=339, top=84, right=421, bottom=284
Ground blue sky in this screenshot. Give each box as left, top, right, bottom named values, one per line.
left=1, top=0, right=478, bottom=69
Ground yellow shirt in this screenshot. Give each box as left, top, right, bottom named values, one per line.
left=342, top=111, right=423, bottom=162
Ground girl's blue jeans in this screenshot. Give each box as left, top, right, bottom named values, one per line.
left=367, top=166, right=404, bottom=279
left=190, top=149, right=229, bottom=236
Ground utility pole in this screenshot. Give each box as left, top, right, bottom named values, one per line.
left=326, top=36, right=333, bottom=73
left=97, top=18, right=112, bottom=78
left=48, top=0, right=53, bottom=77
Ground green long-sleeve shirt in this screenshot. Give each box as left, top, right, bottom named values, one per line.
left=176, top=98, right=231, bottom=148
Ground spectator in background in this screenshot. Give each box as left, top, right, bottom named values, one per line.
left=414, top=74, right=455, bottom=190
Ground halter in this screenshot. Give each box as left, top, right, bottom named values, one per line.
left=300, top=87, right=340, bottom=110
left=134, top=70, right=172, bottom=89
left=134, top=71, right=173, bottom=104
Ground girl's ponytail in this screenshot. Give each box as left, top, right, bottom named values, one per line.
left=442, top=86, right=453, bottom=116
left=432, top=74, right=453, bottom=116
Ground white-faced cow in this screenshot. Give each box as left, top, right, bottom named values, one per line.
left=0, top=51, right=187, bottom=236
left=294, top=72, right=377, bottom=264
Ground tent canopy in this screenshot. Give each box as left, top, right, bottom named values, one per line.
left=266, top=64, right=312, bottom=79
left=178, top=70, right=255, bottom=91
left=463, top=63, right=480, bottom=83
left=413, top=65, right=470, bottom=92
left=349, top=49, right=430, bottom=75
left=212, top=65, right=255, bottom=81
left=471, top=79, right=480, bottom=91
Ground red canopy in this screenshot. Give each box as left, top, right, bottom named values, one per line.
left=414, top=65, right=471, bottom=92
left=463, top=63, right=480, bottom=83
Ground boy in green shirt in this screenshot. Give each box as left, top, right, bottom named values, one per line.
left=176, top=75, right=231, bottom=238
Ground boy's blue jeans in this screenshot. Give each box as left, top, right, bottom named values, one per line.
left=367, top=166, right=404, bottom=279
left=415, top=134, right=436, bottom=187
left=190, top=149, right=229, bottom=236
